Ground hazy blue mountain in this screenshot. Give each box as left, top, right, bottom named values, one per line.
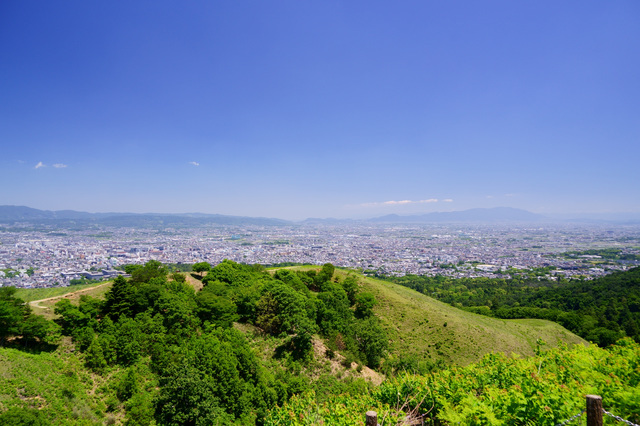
left=368, top=207, right=547, bottom=223
left=0, top=206, right=290, bottom=227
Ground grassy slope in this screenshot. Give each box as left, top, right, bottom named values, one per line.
left=26, top=281, right=112, bottom=320
left=360, top=273, right=586, bottom=365
left=282, top=266, right=586, bottom=366
left=0, top=338, right=122, bottom=425
left=16, top=281, right=110, bottom=303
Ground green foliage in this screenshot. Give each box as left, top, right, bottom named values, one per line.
left=1, top=286, right=59, bottom=347
left=316, top=282, right=352, bottom=335
left=341, top=275, right=359, bottom=305
left=103, top=275, right=135, bottom=320
left=256, top=281, right=312, bottom=336
left=354, top=292, right=377, bottom=319
left=269, top=339, right=640, bottom=425
left=192, top=261, right=211, bottom=275
left=0, top=406, right=47, bottom=425
left=196, top=289, right=238, bottom=328
left=155, top=328, right=277, bottom=425
left=314, top=263, right=335, bottom=287
left=170, top=271, right=187, bottom=283
left=7, top=261, right=391, bottom=424
left=353, top=317, right=388, bottom=369
left=129, top=260, right=167, bottom=284
left=389, top=267, right=640, bottom=347
left=205, top=259, right=258, bottom=286
left=0, top=287, right=26, bottom=344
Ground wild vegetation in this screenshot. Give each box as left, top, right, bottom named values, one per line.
left=1, top=260, right=388, bottom=424
left=1, top=261, right=636, bottom=424
left=266, top=338, right=640, bottom=425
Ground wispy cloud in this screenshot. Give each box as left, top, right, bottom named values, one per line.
left=188, top=161, right=200, bottom=166
left=442, top=199, right=453, bottom=202
left=53, top=163, right=67, bottom=168
left=361, top=198, right=440, bottom=207
left=35, top=161, right=45, bottom=169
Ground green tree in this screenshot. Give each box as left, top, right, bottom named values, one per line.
left=341, top=275, right=359, bottom=305
left=317, top=283, right=352, bottom=335
left=196, top=291, right=238, bottom=328
left=354, top=292, right=377, bottom=319
left=0, top=287, right=26, bottom=345
left=130, top=260, right=167, bottom=284
left=192, top=262, right=211, bottom=277
left=103, top=275, right=135, bottom=319
left=353, top=317, right=388, bottom=369
left=256, top=282, right=312, bottom=336
left=315, top=263, right=335, bottom=287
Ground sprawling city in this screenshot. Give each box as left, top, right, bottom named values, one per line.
left=2, top=221, right=639, bottom=288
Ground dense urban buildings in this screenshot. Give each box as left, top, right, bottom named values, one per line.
left=1, top=222, right=639, bottom=288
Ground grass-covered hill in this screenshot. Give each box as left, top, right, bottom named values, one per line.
left=388, top=266, right=640, bottom=347
left=282, top=267, right=585, bottom=369
left=358, top=272, right=585, bottom=367
left=0, top=261, right=586, bottom=424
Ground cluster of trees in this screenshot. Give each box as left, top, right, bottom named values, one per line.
left=390, top=267, right=640, bottom=346
left=195, top=260, right=387, bottom=367
left=1, top=267, right=35, bottom=278
left=52, top=260, right=387, bottom=424
left=0, top=287, right=59, bottom=348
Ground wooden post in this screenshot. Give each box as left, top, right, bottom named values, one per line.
left=366, top=410, right=378, bottom=426
left=586, top=395, right=603, bottom=426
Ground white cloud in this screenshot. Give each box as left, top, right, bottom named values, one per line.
left=35, top=162, right=45, bottom=169
left=443, top=199, right=453, bottom=202
left=362, top=198, right=439, bottom=207
left=188, top=161, right=200, bottom=166
left=53, top=163, right=67, bottom=168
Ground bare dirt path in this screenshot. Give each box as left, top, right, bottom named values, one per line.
left=29, top=282, right=112, bottom=311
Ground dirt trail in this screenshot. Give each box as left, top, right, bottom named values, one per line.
left=29, top=282, right=112, bottom=311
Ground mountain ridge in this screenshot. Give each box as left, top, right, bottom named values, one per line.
left=3, top=205, right=638, bottom=226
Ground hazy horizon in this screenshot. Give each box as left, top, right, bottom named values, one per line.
left=2, top=2, right=639, bottom=220
left=3, top=204, right=640, bottom=223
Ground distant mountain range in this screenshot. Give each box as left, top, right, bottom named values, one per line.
left=367, top=207, right=546, bottom=223
left=0, top=206, right=290, bottom=227
left=1, top=205, right=637, bottom=228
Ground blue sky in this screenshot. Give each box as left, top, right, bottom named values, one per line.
left=1, top=1, right=639, bottom=220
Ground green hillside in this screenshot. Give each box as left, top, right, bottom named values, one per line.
left=1, top=261, right=587, bottom=424
left=361, top=274, right=585, bottom=365
left=284, top=267, right=585, bottom=368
